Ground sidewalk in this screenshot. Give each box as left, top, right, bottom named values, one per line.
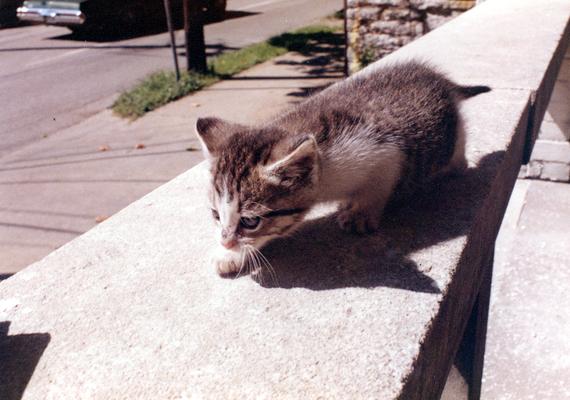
left=481, top=179, right=570, bottom=399
left=480, top=47, right=570, bottom=399
left=0, top=41, right=344, bottom=275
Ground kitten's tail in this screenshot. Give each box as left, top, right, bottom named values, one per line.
left=454, top=85, right=491, bottom=99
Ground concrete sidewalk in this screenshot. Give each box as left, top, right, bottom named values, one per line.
left=481, top=179, right=570, bottom=399
left=480, top=47, right=570, bottom=399
left=0, top=42, right=344, bottom=275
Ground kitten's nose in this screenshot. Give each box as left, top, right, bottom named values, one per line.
left=221, top=228, right=238, bottom=249
left=221, top=238, right=238, bottom=249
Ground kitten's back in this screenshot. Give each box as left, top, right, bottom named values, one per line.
left=272, top=62, right=465, bottom=192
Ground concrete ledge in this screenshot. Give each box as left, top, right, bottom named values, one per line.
left=1, top=0, right=570, bottom=398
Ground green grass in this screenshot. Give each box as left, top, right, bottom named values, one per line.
left=112, top=24, right=342, bottom=119
left=112, top=71, right=217, bottom=119
left=209, top=41, right=288, bottom=77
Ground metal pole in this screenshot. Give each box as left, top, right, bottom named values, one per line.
left=163, top=0, right=180, bottom=81
left=343, top=0, right=348, bottom=77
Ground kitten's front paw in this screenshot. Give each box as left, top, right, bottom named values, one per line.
left=337, top=204, right=381, bottom=234
left=213, top=249, right=243, bottom=277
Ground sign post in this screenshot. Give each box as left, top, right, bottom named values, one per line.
left=163, top=0, right=181, bottom=80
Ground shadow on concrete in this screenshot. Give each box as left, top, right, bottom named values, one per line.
left=206, top=29, right=345, bottom=99
left=248, top=151, right=505, bottom=292
left=0, top=321, right=50, bottom=400
left=0, top=274, right=13, bottom=282
left=287, top=82, right=336, bottom=99
left=271, top=31, right=345, bottom=98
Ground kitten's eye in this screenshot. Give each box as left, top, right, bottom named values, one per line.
left=211, top=209, right=220, bottom=221
left=240, top=216, right=261, bottom=230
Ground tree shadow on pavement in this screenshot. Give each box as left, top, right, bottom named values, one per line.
left=222, top=28, right=345, bottom=99
left=272, top=30, right=345, bottom=98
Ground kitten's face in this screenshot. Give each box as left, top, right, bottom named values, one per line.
left=196, top=117, right=320, bottom=252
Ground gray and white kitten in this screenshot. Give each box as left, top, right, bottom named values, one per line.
left=195, top=61, right=489, bottom=276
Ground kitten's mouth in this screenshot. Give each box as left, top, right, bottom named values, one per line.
left=241, top=244, right=277, bottom=284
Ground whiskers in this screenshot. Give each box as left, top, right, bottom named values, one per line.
left=240, top=244, right=278, bottom=286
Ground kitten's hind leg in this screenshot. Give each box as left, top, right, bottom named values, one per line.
left=440, top=115, right=468, bottom=177
left=337, top=151, right=403, bottom=234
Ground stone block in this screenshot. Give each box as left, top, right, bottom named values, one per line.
left=410, top=0, right=449, bottom=10
left=409, top=0, right=474, bottom=11
left=520, top=161, right=543, bottom=179
left=371, top=19, right=401, bottom=32
left=541, top=162, right=570, bottom=181
left=425, top=12, right=454, bottom=31
left=346, top=8, right=358, bottom=21
left=381, top=7, right=417, bottom=20
left=371, top=20, right=424, bottom=36
left=539, top=118, right=569, bottom=142
left=359, top=6, right=382, bottom=20
left=366, top=0, right=409, bottom=6
left=364, top=32, right=402, bottom=48
left=530, top=140, right=570, bottom=164
left=359, top=25, right=370, bottom=35
left=399, top=35, right=415, bottom=46
left=449, top=0, right=476, bottom=11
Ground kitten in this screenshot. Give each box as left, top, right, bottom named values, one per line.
left=195, top=61, right=490, bottom=276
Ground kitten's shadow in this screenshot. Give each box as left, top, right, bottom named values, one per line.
left=250, top=151, right=505, bottom=292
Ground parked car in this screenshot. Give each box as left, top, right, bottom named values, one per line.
left=17, top=0, right=226, bottom=33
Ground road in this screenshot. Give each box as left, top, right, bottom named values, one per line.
left=0, top=0, right=341, bottom=158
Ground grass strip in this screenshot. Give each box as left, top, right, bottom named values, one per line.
left=112, top=24, right=342, bottom=119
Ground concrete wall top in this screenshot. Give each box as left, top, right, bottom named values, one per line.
left=1, top=0, right=569, bottom=398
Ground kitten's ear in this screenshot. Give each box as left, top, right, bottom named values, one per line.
left=264, top=135, right=319, bottom=187
left=195, top=117, right=239, bottom=160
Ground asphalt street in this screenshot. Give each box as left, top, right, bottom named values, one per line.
left=0, top=0, right=341, bottom=158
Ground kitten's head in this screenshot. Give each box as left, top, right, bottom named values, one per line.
left=196, top=117, right=321, bottom=251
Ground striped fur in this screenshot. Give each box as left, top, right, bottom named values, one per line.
left=196, top=61, right=490, bottom=275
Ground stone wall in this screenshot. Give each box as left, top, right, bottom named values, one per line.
left=347, top=0, right=476, bottom=72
